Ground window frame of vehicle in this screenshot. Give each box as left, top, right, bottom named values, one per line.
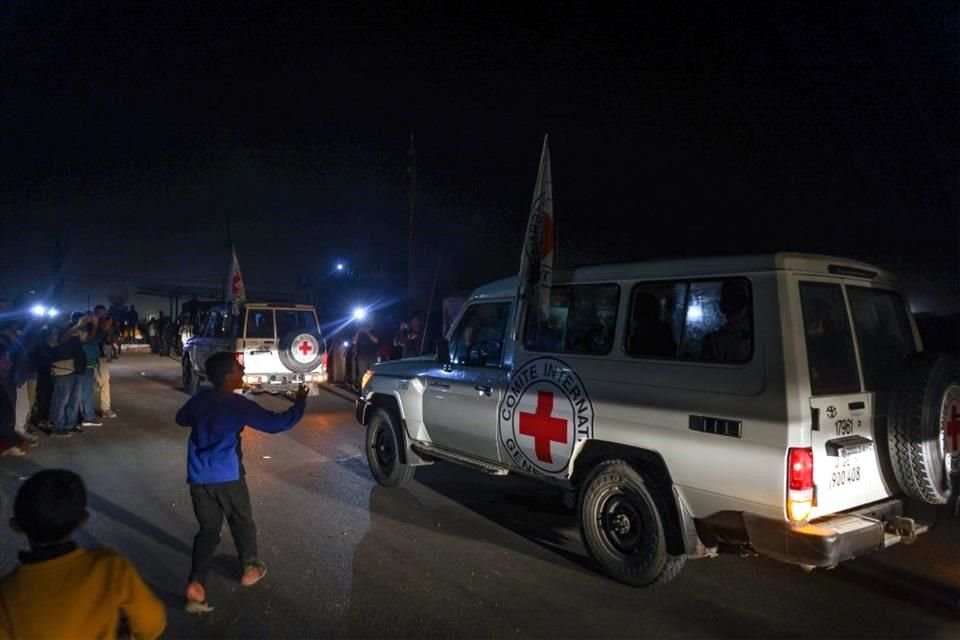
left=275, top=309, right=321, bottom=338
left=521, top=283, right=621, bottom=357
left=202, top=310, right=226, bottom=338
left=245, top=308, right=276, bottom=340
left=799, top=281, right=862, bottom=397
left=448, top=300, right=513, bottom=368
left=621, top=277, right=754, bottom=365
left=845, top=286, right=917, bottom=392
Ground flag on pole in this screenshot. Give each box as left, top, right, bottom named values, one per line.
left=518, top=134, right=555, bottom=318
left=226, top=245, right=247, bottom=316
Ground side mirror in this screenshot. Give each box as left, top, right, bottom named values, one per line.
left=436, top=339, right=450, bottom=365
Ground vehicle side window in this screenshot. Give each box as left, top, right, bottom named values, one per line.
left=847, top=287, right=916, bottom=391
left=800, top=282, right=861, bottom=396
left=623, top=278, right=752, bottom=364
left=523, top=284, right=620, bottom=355
left=245, top=310, right=275, bottom=339
left=625, top=283, right=684, bottom=358
left=203, top=311, right=224, bottom=338
left=680, top=279, right=753, bottom=363
left=449, top=301, right=512, bottom=367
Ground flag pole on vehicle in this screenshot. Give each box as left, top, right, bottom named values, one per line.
left=516, top=134, right=555, bottom=337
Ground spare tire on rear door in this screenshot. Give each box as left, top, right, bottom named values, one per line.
left=278, top=329, right=325, bottom=373
left=879, top=352, right=960, bottom=505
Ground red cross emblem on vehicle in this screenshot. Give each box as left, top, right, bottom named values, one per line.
left=947, top=402, right=960, bottom=455
left=519, top=391, right=568, bottom=463
left=298, top=340, right=313, bottom=356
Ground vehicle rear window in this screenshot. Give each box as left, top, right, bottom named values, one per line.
left=245, top=309, right=275, bottom=339
left=275, top=310, right=320, bottom=339
left=523, top=284, right=620, bottom=356
left=847, top=287, right=917, bottom=390
left=800, top=282, right=861, bottom=396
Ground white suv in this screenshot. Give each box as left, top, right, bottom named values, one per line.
left=183, top=303, right=327, bottom=396
left=356, top=253, right=958, bottom=586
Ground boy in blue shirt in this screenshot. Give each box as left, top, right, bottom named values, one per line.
left=175, top=351, right=308, bottom=612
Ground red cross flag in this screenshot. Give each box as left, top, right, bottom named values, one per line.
left=226, top=245, right=247, bottom=316
left=518, top=135, right=555, bottom=319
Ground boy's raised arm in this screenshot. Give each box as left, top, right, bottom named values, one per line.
left=238, top=396, right=306, bottom=434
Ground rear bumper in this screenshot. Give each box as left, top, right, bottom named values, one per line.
left=243, top=376, right=324, bottom=396
left=743, top=498, right=922, bottom=568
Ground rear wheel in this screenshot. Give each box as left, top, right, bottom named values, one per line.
left=578, top=460, right=686, bottom=587
left=881, top=353, right=959, bottom=505
left=365, top=409, right=414, bottom=487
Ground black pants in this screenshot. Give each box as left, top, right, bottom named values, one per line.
left=36, top=369, right=52, bottom=422
left=189, top=479, right=258, bottom=585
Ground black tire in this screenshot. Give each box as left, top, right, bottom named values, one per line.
left=578, top=460, right=686, bottom=587
left=182, top=357, right=199, bottom=395
left=278, top=329, right=325, bottom=373
left=365, top=408, right=414, bottom=487
left=880, top=353, right=960, bottom=505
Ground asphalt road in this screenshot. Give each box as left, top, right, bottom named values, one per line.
left=0, top=354, right=957, bottom=639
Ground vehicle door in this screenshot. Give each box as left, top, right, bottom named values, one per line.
left=798, top=280, right=898, bottom=515
left=422, top=299, right=512, bottom=462
left=242, top=308, right=279, bottom=375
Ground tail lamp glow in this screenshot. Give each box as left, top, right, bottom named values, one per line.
left=787, top=447, right=814, bottom=523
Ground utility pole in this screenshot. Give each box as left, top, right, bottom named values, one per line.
left=407, top=133, right=417, bottom=318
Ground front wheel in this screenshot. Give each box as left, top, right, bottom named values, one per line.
left=365, top=408, right=414, bottom=487
left=578, top=460, right=686, bottom=587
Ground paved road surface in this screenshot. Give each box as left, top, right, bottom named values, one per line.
left=0, top=354, right=957, bottom=639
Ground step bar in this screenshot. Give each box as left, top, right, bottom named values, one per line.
left=410, top=443, right=510, bottom=476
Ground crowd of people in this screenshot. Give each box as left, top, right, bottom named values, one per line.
left=340, top=310, right=439, bottom=389
left=0, top=350, right=311, bottom=637
left=0, top=303, right=124, bottom=456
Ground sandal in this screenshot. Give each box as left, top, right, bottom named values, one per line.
left=240, top=561, right=267, bottom=587
left=185, top=581, right=214, bottom=614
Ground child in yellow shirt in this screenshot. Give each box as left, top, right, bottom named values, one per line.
left=0, top=469, right=167, bottom=639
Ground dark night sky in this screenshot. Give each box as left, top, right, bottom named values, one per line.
left=1, top=1, right=957, bottom=315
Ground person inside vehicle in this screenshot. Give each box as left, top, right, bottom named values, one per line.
left=700, top=281, right=752, bottom=362
left=626, top=291, right=676, bottom=358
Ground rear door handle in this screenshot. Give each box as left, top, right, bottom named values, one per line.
left=475, top=385, right=493, bottom=396
left=429, top=382, right=450, bottom=390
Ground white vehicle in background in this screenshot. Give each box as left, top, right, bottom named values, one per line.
left=356, top=253, right=958, bottom=586
left=183, top=303, right=327, bottom=396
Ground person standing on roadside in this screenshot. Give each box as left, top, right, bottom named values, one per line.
left=0, top=320, right=40, bottom=447
left=77, top=315, right=103, bottom=428
left=0, top=338, right=29, bottom=456
left=48, top=313, right=89, bottom=437
left=352, top=319, right=379, bottom=389
left=175, top=351, right=308, bottom=612
left=93, top=305, right=117, bottom=418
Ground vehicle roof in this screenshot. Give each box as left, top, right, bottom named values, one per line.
left=470, top=253, right=893, bottom=299
left=243, top=302, right=316, bottom=310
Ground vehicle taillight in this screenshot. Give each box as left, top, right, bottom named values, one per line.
left=321, top=351, right=329, bottom=370
left=787, top=447, right=814, bottom=522
left=235, top=352, right=244, bottom=367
